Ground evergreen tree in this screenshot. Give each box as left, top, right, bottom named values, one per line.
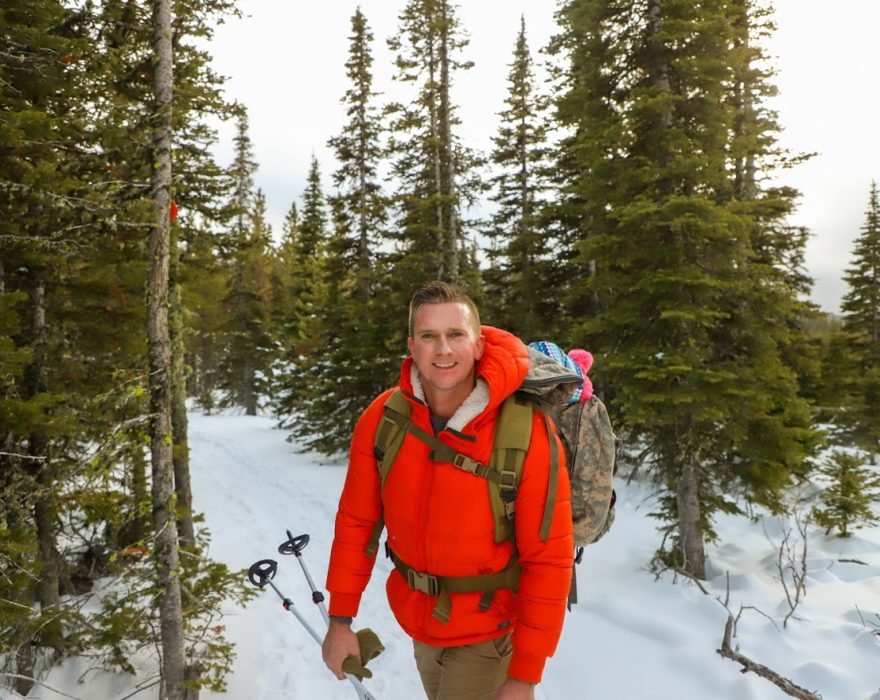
left=273, top=157, right=330, bottom=428
left=838, top=182, right=880, bottom=462
left=550, top=0, right=816, bottom=578
left=327, top=8, right=386, bottom=302
left=283, top=8, right=398, bottom=454
left=386, top=0, right=481, bottom=294
left=217, top=190, right=276, bottom=414
left=813, top=451, right=880, bottom=537
left=483, top=17, right=558, bottom=340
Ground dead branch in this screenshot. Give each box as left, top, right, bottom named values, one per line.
left=717, top=616, right=822, bottom=699
left=673, top=566, right=709, bottom=595
left=0, top=673, right=83, bottom=700
left=838, top=558, right=868, bottom=566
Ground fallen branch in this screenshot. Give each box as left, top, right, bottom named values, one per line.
left=0, top=673, right=83, bottom=700
left=717, top=616, right=822, bottom=699
left=838, top=558, right=868, bottom=566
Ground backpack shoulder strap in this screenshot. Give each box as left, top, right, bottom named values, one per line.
left=487, top=395, right=533, bottom=544
left=365, top=389, right=411, bottom=557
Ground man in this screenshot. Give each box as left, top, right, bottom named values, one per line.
left=322, top=281, right=573, bottom=700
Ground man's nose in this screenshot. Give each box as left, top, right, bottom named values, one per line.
left=437, top=335, right=452, bottom=353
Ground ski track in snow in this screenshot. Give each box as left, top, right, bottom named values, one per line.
left=15, top=411, right=880, bottom=700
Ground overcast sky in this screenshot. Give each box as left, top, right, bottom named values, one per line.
left=206, top=0, right=880, bottom=314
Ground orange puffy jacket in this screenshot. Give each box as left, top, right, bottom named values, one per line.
left=326, top=326, right=573, bottom=683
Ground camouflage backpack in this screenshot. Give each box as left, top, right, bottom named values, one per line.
left=366, top=341, right=617, bottom=617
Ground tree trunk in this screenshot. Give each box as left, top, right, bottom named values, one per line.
left=243, top=354, right=256, bottom=416
left=677, top=460, right=707, bottom=579
left=149, top=0, right=187, bottom=697
left=25, top=278, right=63, bottom=646
left=439, top=0, right=459, bottom=281
left=170, top=233, right=195, bottom=548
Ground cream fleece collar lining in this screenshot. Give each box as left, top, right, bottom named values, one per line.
left=409, top=366, right=490, bottom=433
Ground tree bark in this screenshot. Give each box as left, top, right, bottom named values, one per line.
left=170, top=233, right=195, bottom=547
left=25, top=278, right=63, bottom=646
left=439, top=0, right=458, bottom=281
left=677, top=459, right=706, bottom=579
left=149, top=0, right=187, bottom=697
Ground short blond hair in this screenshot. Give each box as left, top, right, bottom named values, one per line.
left=408, top=281, right=481, bottom=338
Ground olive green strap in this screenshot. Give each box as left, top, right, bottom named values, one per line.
left=387, top=547, right=521, bottom=623
left=540, top=413, right=559, bottom=542
left=382, top=407, right=517, bottom=487
left=366, top=391, right=412, bottom=557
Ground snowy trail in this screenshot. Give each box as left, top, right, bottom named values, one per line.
left=186, top=413, right=880, bottom=700
left=189, top=413, right=422, bottom=700
left=25, top=412, right=879, bottom=700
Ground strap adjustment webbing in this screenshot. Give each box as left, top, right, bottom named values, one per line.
left=387, top=545, right=521, bottom=622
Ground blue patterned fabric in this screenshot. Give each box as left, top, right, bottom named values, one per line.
left=528, top=340, right=585, bottom=404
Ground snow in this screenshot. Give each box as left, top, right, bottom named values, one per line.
left=11, top=412, right=880, bottom=700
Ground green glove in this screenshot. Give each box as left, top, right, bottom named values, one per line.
left=341, top=628, right=385, bottom=681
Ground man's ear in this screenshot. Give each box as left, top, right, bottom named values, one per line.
left=406, top=336, right=414, bottom=355
left=475, top=333, right=485, bottom=361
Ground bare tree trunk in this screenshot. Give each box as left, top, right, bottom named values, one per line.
left=677, top=459, right=706, bottom=579
left=242, top=355, right=256, bottom=416
left=149, top=0, right=187, bottom=697
left=427, top=26, right=445, bottom=280
left=169, top=233, right=195, bottom=547
left=439, top=0, right=458, bottom=281
left=25, top=278, right=63, bottom=647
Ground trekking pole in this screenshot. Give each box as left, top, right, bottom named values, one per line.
left=247, top=559, right=377, bottom=700
left=277, top=531, right=330, bottom=625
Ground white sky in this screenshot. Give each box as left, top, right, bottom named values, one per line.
left=206, top=0, right=880, bottom=314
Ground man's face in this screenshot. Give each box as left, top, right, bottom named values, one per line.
left=407, top=302, right=485, bottom=411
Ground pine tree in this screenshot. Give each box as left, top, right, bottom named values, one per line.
left=273, top=157, right=330, bottom=428
left=327, top=8, right=386, bottom=302
left=550, top=0, right=816, bottom=578
left=813, top=451, right=880, bottom=537
left=483, top=17, right=558, bottom=340
left=386, top=0, right=481, bottom=293
left=839, top=182, right=880, bottom=463
left=284, top=8, right=398, bottom=454
left=218, top=190, right=276, bottom=414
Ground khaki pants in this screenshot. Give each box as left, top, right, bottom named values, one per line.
left=413, top=634, right=512, bottom=700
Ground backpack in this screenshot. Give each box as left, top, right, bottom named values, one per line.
left=365, top=342, right=617, bottom=620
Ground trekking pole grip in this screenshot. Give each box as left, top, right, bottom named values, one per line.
left=278, top=530, right=310, bottom=557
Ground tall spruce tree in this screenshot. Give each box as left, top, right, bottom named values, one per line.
left=839, top=182, right=880, bottom=462
left=550, top=0, right=816, bottom=578
left=483, top=17, right=558, bottom=340
left=218, top=189, right=276, bottom=414
left=386, top=0, right=481, bottom=295
left=274, top=157, right=330, bottom=429
left=285, top=8, right=397, bottom=454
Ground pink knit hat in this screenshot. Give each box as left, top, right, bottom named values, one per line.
left=567, top=349, right=594, bottom=401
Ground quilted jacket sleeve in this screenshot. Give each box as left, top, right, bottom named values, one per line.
left=325, top=391, right=390, bottom=617
left=507, top=413, right=574, bottom=683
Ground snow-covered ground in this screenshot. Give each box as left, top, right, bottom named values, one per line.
left=14, top=412, right=880, bottom=700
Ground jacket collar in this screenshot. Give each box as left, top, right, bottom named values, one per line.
left=400, top=325, right=529, bottom=433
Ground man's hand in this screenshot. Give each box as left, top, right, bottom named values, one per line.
left=491, top=678, right=536, bottom=699
left=321, top=620, right=361, bottom=680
